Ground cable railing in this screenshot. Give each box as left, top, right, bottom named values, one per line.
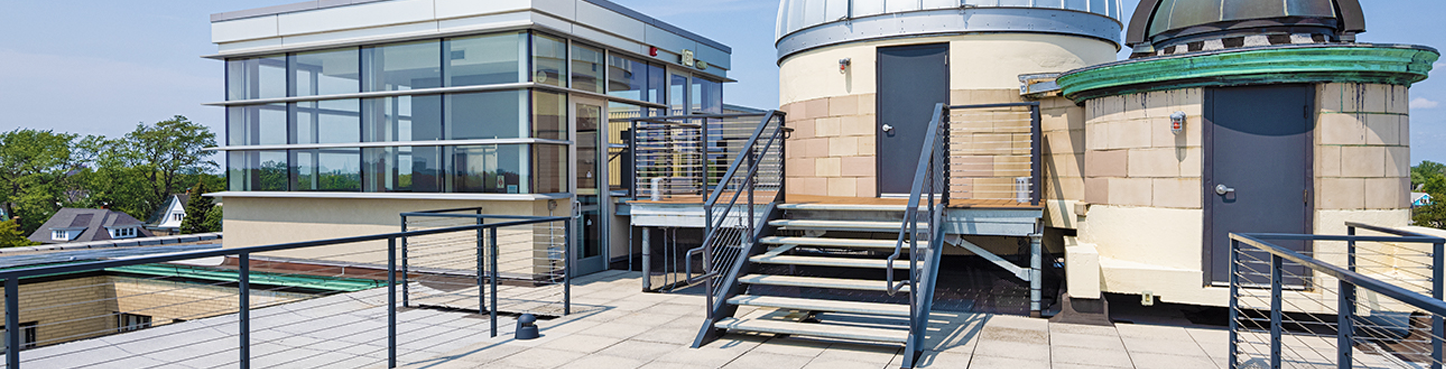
left=0, top=210, right=571, bottom=369
left=1229, top=223, right=1446, bottom=368
left=944, top=102, right=1042, bottom=205
left=629, top=113, right=775, bottom=202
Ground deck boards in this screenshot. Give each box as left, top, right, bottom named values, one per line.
left=629, top=193, right=1040, bottom=209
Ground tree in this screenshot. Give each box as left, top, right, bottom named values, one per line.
left=0, top=218, right=38, bottom=248
left=180, top=181, right=218, bottom=234
left=94, top=116, right=219, bottom=221
left=0, top=129, right=86, bottom=232
left=1413, top=161, right=1446, bottom=190
left=1413, top=161, right=1446, bottom=229
left=201, top=204, right=223, bottom=234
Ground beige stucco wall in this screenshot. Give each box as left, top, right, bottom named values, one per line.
left=778, top=34, right=1116, bottom=198
left=1068, top=83, right=1415, bottom=308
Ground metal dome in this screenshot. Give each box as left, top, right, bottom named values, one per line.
left=774, top=0, right=1125, bottom=61
left=1125, top=0, right=1366, bottom=50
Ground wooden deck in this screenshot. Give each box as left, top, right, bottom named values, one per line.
left=629, top=193, right=1040, bottom=209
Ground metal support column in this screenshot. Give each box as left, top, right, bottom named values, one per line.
left=641, top=228, right=651, bottom=291
left=1340, top=227, right=1357, bottom=369
left=401, top=217, right=410, bottom=308
left=489, top=229, right=499, bottom=337
left=1270, top=254, right=1283, bottom=369
left=6, top=275, right=19, bottom=369
left=564, top=219, right=573, bottom=315
left=239, top=252, right=251, bottom=369
left=387, top=238, right=397, bottom=368
left=477, top=216, right=486, bottom=315
left=1029, top=233, right=1043, bottom=317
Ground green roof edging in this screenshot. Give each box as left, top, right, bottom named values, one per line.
left=2, top=261, right=383, bottom=292
left=1058, top=44, right=1440, bottom=102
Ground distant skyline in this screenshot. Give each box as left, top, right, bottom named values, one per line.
left=2, top=0, right=1442, bottom=163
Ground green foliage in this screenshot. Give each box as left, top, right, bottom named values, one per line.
left=180, top=181, right=218, bottom=234
left=0, top=218, right=39, bottom=248
left=0, top=117, right=220, bottom=235
left=201, top=205, right=223, bottom=234
left=1413, top=161, right=1446, bottom=229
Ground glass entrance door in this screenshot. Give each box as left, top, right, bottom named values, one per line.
left=572, top=97, right=608, bottom=276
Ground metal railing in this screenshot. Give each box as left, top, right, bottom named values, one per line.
left=0, top=211, right=571, bottom=368
left=629, top=113, right=773, bottom=202
left=1230, top=223, right=1446, bottom=368
left=944, top=102, right=1042, bottom=205
left=678, top=111, right=788, bottom=312
left=884, top=102, right=949, bottom=368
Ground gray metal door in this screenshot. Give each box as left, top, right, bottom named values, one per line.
left=877, top=44, right=948, bottom=196
left=1205, top=85, right=1313, bottom=285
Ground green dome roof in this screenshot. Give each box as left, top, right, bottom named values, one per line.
left=1126, top=0, right=1365, bottom=50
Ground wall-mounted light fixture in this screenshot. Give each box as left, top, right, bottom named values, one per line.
left=838, top=58, right=851, bottom=73
left=1170, top=111, right=1186, bottom=134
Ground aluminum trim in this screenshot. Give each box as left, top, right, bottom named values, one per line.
left=209, top=138, right=573, bottom=151
left=207, top=82, right=666, bottom=109
left=775, top=7, right=1122, bottom=62
left=207, top=191, right=574, bottom=200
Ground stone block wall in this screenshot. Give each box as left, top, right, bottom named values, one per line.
left=1040, top=96, right=1086, bottom=202
left=1315, top=83, right=1412, bottom=211
left=781, top=93, right=879, bottom=198
left=1082, top=88, right=1205, bottom=209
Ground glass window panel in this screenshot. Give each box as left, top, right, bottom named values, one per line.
left=570, top=43, right=605, bottom=93
left=669, top=73, right=688, bottom=115
left=226, top=55, right=287, bottom=100
left=449, top=145, right=529, bottom=194
left=606, top=55, right=647, bottom=101
left=228, top=150, right=288, bottom=191
left=291, top=48, right=360, bottom=96
left=363, top=95, right=442, bottom=142
left=227, top=104, right=288, bottom=146
left=445, top=32, right=527, bottom=87
left=446, top=90, right=527, bottom=140
left=647, top=63, right=666, bottom=104
left=691, top=76, right=723, bottom=114
left=533, top=90, right=567, bottom=140
left=290, top=148, right=361, bottom=191
left=363, top=146, right=443, bottom=192
left=290, top=99, right=360, bottom=144
left=532, top=33, right=567, bottom=87
left=363, top=40, right=442, bottom=92
left=535, top=144, right=568, bottom=194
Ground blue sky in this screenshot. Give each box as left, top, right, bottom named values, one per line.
left=2, top=0, right=1443, bottom=163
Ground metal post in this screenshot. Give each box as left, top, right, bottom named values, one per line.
left=1229, top=239, right=1240, bottom=369
left=485, top=215, right=491, bottom=316
left=642, top=227, right=652, bottom=291
left=1338, top=279, right=1354, bottom=369
left=401, top=218, right=410, bottom=308
left=1029, top=104, right=1042, bottom=206
left=239, top=252, right=251, bottom=369
left=1271, top=254, right=1283, bottom=369
left=489, top=228, right=499, bottom=337
left=388, top=238, right=397, bottom=368
left=1434, top=241, right=1444, bottom=369
left=6, top=276, right=19, bottom=369
left=1029, top=233, right=1043, bottom=317
left=564, top=219, right=572, bottom=316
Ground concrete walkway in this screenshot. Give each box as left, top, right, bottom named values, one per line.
left=396, top=270, right=1232, bottom=369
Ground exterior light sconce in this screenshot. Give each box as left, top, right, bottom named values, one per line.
left=839, top=58, right=851, bottom=73
left=1170, top=111, right=1186, bottom=134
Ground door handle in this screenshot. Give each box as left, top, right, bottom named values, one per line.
left=882, top=124, right=894, bottom=133
left=1215, top=184, right=1236, bottom=196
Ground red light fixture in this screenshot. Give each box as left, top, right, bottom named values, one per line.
left=649, top=47, right=659, bottom=57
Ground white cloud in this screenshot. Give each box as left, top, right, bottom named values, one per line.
left=1413, top=97, right=1441, bottom=109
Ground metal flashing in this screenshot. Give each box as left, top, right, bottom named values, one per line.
left=207, top=191, right=573, bottom=201
left=1057, top=43, right=1439, bottom=102
left=775, top=7, right=1122, bottom=63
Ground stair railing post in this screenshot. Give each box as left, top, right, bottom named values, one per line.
left=1229, top=238, right=1239, bottom=369
left=1271, top=253, right=1283, bottom=369
left=239, top=252, right=251, bottom=369
left=5, top=275, right=17, bottom=369
left=1340, top=226, right=1357, bottom=369
left=1434, top=241, right=1444, bottom=369
left=387, top=237, right=397, bottom=368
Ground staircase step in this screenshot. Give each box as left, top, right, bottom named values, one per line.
left=727, top=295, right=910, bottom=317
left=778, top=203, right=921, bottom=212
left=768, top=219, right=924, bottom=231
left=737, top=275, right=908, bottom=292
left=750, top=254, right=910, bottom=269
left=714, top=317, right=908, bottom=343
left=760, top=236, right=925, bottom=250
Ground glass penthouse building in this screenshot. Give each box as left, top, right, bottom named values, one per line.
left=208, top=0, right=728, bottom=275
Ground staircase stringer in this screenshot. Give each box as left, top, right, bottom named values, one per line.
left=690, top=202, right=784, bottom=348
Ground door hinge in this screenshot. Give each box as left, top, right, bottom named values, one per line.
left=1304, top=105, right=1310, bottom=119
left=1304, top=189, right=1309, bottom=204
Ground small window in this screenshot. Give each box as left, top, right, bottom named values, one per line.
left=116, top=313, right=152, bottom=333
left=173, top=213, right=183, bottom=222
left=51, top=230, right=66, bottom=241
left=3, top=321, right=37, bottom=351
left=110, top=227, right=137, bottom=239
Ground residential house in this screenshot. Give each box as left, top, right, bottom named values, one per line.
left=1415, top=192, right=1434, bottom=208
left=28, top=208, right=154, bottom=244
left=145, top=194, right=190, bottom=235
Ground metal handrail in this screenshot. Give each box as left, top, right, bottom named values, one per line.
left=1, top=214, right=571, bottom=369
left=1228, top=228, right=1446, bottom=369
left=887, top=103, right=946, bottom=295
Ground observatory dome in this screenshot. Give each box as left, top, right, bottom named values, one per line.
left=1126, top=0, right=1365, bottom=53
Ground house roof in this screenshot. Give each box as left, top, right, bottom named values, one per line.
left=1413, top=192, right=1432, bottom=202
left=29, top=208, right=153, bottom=244
left=145, top=194, right=192, bottom=227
